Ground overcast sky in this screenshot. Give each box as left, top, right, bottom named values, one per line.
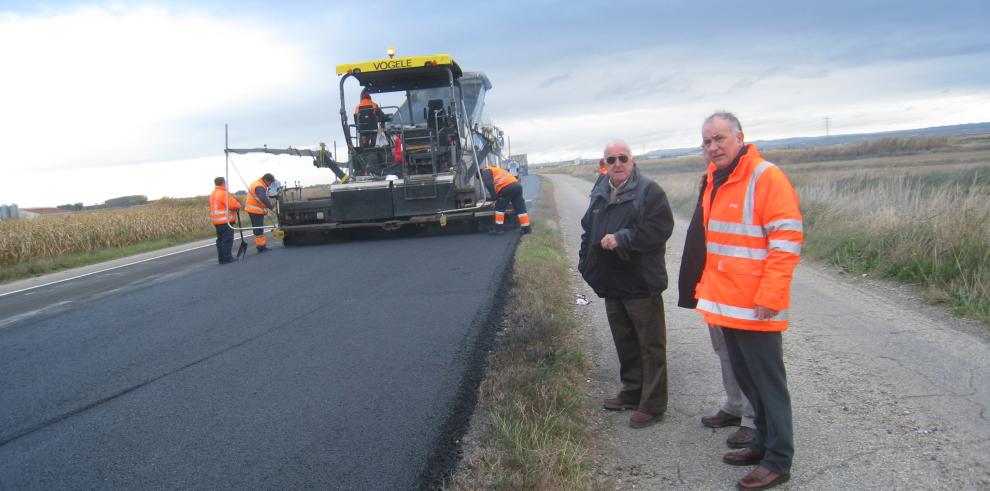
left=1, top=0, right=988, bottom=207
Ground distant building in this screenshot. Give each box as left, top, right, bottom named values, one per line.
left=0, top=203, right=19, bottom=220
left=18, top=207, right=70, bottom=220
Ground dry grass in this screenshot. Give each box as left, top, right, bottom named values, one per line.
left=0, top=197, right=214, bottom=268
left=448, top=178, right=595, bottom=490
left=623, top=134, right=990, bottom=323
left=797, top=171, right=990, bottom=320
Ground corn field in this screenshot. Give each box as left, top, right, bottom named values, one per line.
left=0, top=197, right=213, bottom=268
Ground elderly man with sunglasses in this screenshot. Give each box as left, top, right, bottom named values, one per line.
left=579, top=140, right=674, bottom=428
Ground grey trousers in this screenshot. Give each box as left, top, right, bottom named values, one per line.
left=604, top=296, right=668, bottom=415
left=709, top=325, right=756, bottom=428
left=721, top=327, right=794, bottom=474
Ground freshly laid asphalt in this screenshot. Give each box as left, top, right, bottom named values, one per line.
left=0, top=176, right=539, bottom=489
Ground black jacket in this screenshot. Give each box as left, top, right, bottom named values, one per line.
left=579, top=167, right=674, bottom=299
left=677, top=175, right=708, bottom=308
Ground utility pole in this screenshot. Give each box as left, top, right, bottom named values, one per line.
left=824, top=116, right=831, bottom=137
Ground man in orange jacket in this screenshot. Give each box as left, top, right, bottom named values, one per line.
left=694, top=112, right=803, bottom=490
left=245, top=173, right=276, bottom=253
left=209, top=177, right=241, bottom=264
left=481, top=165, right=531, bottom=235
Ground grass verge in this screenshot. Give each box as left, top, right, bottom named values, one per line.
left=448, top=178, right=594, bottom=490
left=0, top=230, right=215, bottom=284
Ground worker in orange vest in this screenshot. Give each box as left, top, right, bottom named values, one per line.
left=244, top=173, right=276, bottom=253
left=598, top=158, right=607, bottom=175
left=694, top=112, right=803, bottom=490
left=354, top=88, right=380, bottom=114
left=355, top=88, right=389, bottom=147
left=209, top=177, right=241, bottom=264
left=481, top=165, right=531, bottom=235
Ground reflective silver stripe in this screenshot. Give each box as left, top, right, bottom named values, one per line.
left=697, top=298, right=789, bottom=321
left=769, top=240, right=802, bottom=254
left=743, top=161, right=776, bottom=224
left=765, top=219, right=803, bottom=233
left=707, top=242, right=768, bottom=260
left=708, top=219, right=765, bottom=238
left=211, top=210, right=227, bottom=216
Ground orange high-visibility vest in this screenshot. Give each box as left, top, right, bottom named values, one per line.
left=209, top=185, right=240, bottom=225
left=354, top=97, right=380, bottom=115
left=485, top=166, right=518, bottom=194
left=695, top=145, right=803, bottom=332
left=244, top=178, right=270, bottom=215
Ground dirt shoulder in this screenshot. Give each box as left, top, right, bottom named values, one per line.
left=548, top=173, right=990, bottom=490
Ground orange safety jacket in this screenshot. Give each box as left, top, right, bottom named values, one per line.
left=244, top=178, right=270, bottom=215
left=695, top=145, right=803, bottom=331
left=486, top=166, right=518, bottom=194
left=354, top=97, right=380, bottom=115
left=209, top=185, right=240, bottom=225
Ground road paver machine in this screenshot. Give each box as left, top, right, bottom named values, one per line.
left=225, top=52, right=504, bottom=244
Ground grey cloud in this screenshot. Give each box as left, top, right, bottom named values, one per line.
left=539, top=72, right=571, bottom=88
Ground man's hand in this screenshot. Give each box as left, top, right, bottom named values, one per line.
left=600, top=233, right=619, bottom=251
left=754, top=305, right=779, bottom=320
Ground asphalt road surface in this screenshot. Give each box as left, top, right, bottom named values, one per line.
left=0, top=176, right=540, bottom=489
left=549, top=173, right=990, bottom=489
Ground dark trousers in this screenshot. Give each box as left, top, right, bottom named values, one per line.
left=495, top=182, right=527, bottom=217
left=721, top=327, right=794, bottom=474
left=214, top=223, right=235, bottom=262
left=604, top=296, right=668, bottom=414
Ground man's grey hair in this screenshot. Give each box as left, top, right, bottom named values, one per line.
left=704, top=111, right=743, bottom=134
left=603, top=139, right=632, bottom=157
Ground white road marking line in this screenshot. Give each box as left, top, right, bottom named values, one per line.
left=0, top=240, right=240, bottom=299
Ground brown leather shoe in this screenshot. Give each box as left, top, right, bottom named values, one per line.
left=727, top=426, right=755, bottom=449
left=628, top=410, right=662, bottom=429
left=722, top=447, right=764, bottom=466
left=737, top=465, right=790, bottom=490
left=702, top=409, right=742, bottom=428
left=603, top=397, right=637, bottom=411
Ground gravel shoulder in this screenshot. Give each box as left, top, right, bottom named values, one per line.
left=548, top=173, right=990, bottom=490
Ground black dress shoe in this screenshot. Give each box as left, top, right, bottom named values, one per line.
left=702, top=409, right=742, bottom=428
left=723, top=448, right=764, bottom=466
left=737, top=465, right=789, bottom=490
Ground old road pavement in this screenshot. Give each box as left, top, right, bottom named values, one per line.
left=549, top=173, right=990, bottom=489
left=0, top=176, right=540, bottom=489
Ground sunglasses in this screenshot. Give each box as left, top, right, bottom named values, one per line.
left=605, top=155, right=630, bottom=165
